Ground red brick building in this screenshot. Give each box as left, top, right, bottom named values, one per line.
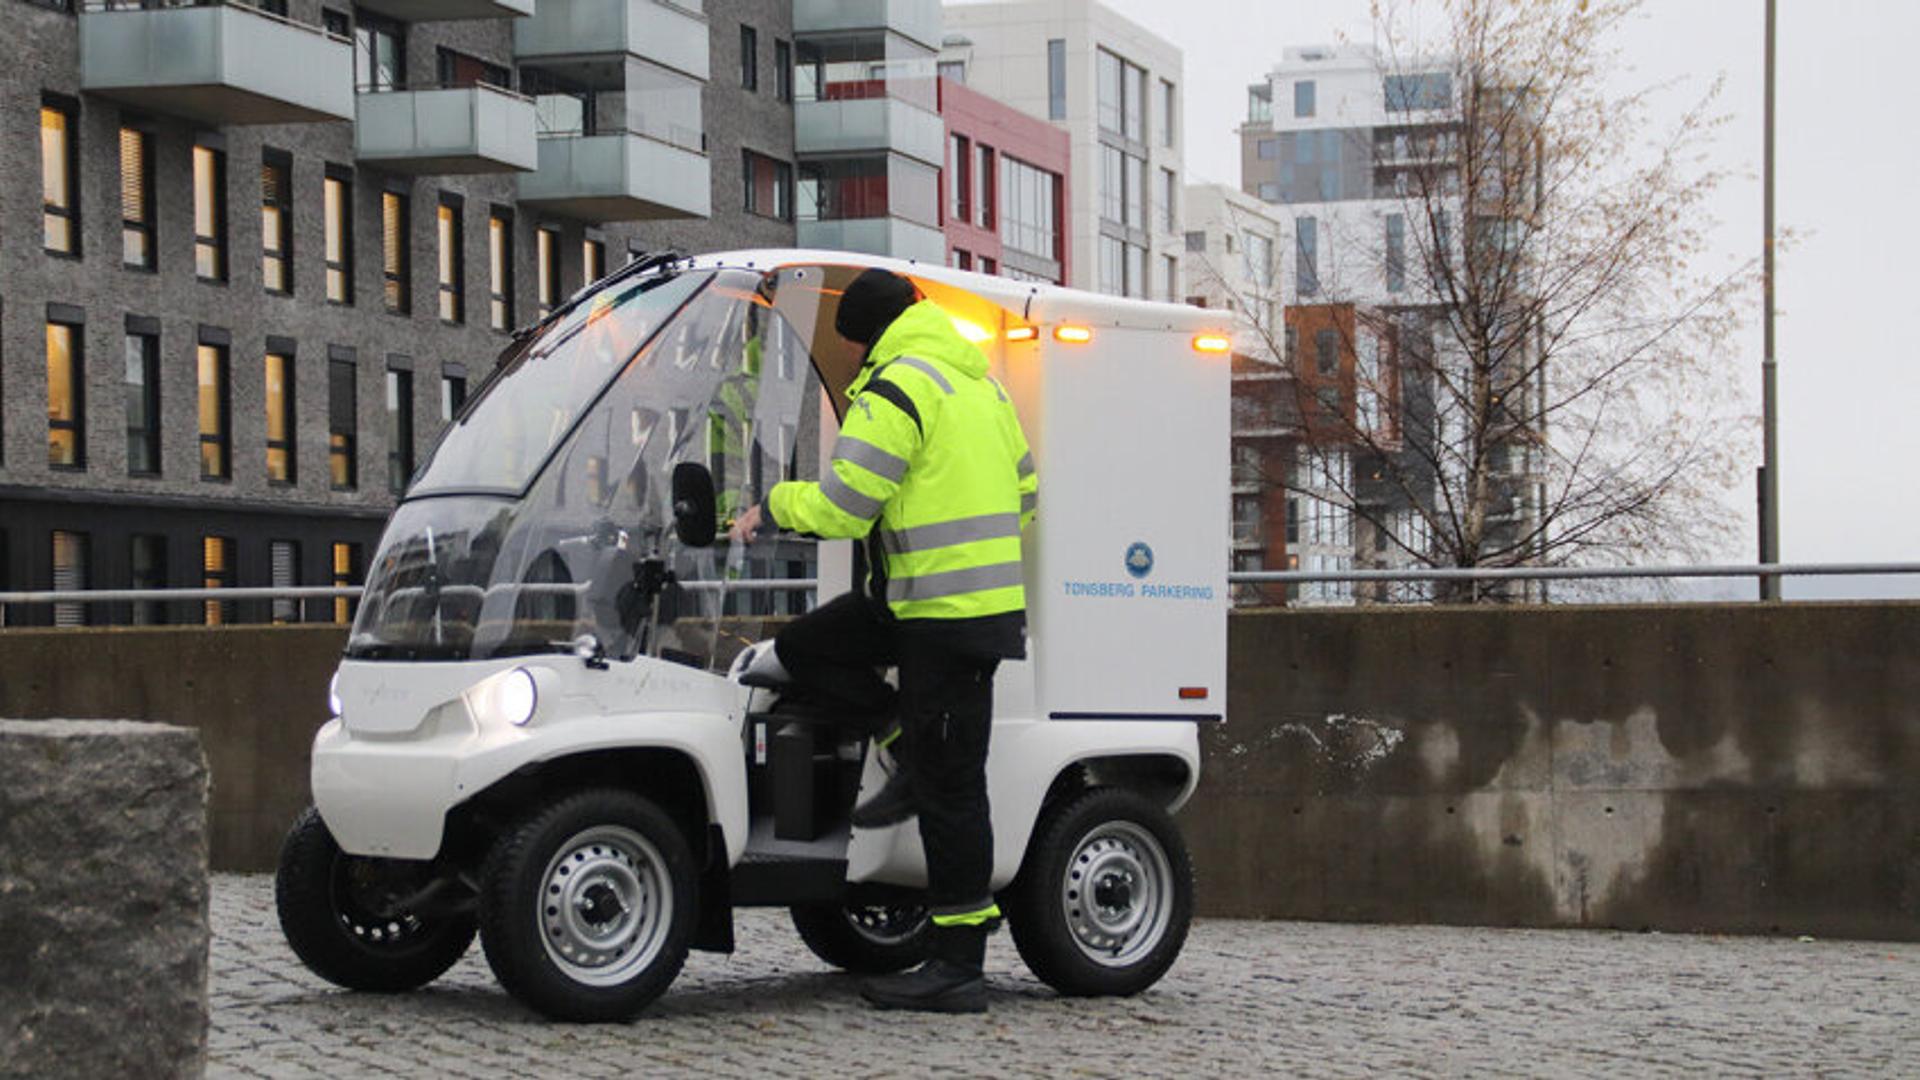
left=938, top=78, right=1071, bottom=285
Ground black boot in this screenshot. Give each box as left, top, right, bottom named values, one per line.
left=859, top=926, right=987, bottom=1013
left=851, top=756, right=916, bottom=829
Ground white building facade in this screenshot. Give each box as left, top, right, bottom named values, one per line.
left=942, top=0, right=1184, bottom=300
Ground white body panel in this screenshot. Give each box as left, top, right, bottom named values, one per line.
left=315, top=248, right=1227, bottom=889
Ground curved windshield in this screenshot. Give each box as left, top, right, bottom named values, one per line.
left=412, top=269, right=710, bottom=496
left=348, top=268, right=823, bottom=666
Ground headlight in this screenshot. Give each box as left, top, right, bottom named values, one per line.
left=496, top=668, right=538, bottom=727
left=328, top=673, right=342, bottom=718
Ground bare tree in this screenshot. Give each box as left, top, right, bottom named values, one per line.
left=1213, top=0, right=1753, bottom=602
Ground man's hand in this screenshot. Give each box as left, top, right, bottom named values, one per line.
left=728, top=502, right=763, bottom=543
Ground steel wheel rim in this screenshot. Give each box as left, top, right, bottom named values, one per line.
left=1061, top=820, right=1173, bottom=968
left=843, top=904, right=928, bottom=947
left=537, top=825, right=672, bottom=987
left=331, top=855, right=433, bottom=951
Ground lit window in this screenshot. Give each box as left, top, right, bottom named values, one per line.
left=489, top=211, right=513, bottom=331
left=47, top=321, right=84, bottom=470
left=332, top=542, right=362, bottom=625
left=437, top=197, right=463, bottom=323
left=202, top=536, right=233, bottom=626
left=52, top=531, right=89, bottom=628
left=121, top=127, right=154, bottom=269
left=262, top=151, right=293, bottom=293
left=194, top=145, right=227, bottom=281
left=42, top=101, right=78, bottom=255
left=325, top=173, right=352, bottom=304
left=198, top=342, right=231, bottom=480
left=266, top=350, right=295, bottom=484
left=383, top=191, right=410, bottom=313
left=536, top=227, right=559, bottom=317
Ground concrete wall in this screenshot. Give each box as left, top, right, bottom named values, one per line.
left=3, top=604, right=1917, bottom=940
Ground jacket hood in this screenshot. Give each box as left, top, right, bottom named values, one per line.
left=848, top=300, right=988, bottom=397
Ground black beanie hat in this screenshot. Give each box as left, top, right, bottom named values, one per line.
left=834, top=268, right=919, bottom=347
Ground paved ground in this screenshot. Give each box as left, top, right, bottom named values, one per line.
left=211, top=873, right=1920, bottom=1077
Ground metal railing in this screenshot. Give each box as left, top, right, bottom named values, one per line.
left=1227, top=562, right=1920, bottom=586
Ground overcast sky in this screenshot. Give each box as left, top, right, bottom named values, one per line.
left=1023, top=0, right=1918, bottom=598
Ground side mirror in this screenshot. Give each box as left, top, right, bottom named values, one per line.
left=670, top=462, right=717, bottom=548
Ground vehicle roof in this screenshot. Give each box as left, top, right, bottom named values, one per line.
left=683, top=248, right=1221, bottom=335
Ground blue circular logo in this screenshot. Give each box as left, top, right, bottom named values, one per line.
left=1125, top=542, right=1154, bottom=579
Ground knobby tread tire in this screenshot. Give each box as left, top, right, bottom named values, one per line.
left=1005, top=786, right=1194, bottom=997
left=274, top=805, right=476, bottom=993
left=478, top=788, right=697, bottom=1022
left=790, top=904, right=930, bottom=974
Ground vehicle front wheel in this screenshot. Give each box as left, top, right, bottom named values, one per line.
left=791, top=902, right=931, bottom=974
left=1005, top=787, right=1193, bottom=997
left=479, top=788, right=697, bottom=1022
left=274, top=806, right=476, bottom=992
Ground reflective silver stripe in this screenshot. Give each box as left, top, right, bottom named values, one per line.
left=820, top=470, right=883, bottom=520
left=1016, top=451, right=1035, bottom=478
left=880, top=512, right=1021, bottom=555
left=1021, top=492, right=1037, bottom=516
left=990, top=378, right=1008, bottom=402
left=886, top=561, right=1026, bottom=603
left=833, top=435, right=909, bottom=483
left=888, top=355, right=954, bottom=395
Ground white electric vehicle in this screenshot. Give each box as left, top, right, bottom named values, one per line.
left=275, top=250, right=1231, bottom=1021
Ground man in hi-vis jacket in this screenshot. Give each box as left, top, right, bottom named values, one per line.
left=730, top=268, right=1037, bottom=1013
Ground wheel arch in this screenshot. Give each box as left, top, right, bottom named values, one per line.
left=1041, top=753, right=1196, bottom=816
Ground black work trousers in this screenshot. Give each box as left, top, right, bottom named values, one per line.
left=776, top=592, right=999, bottom=917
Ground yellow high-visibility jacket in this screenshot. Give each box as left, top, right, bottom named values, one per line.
left=767, top=299, right=1037, bottom=621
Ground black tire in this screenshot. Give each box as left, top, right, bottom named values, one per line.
left=274, top=806, right=476, bottom=993
left=1005, top=787, right=1194, bottom=997
left=479, top=788, right=697, bottom=1022
left=790, top=903, right=931, bottom=974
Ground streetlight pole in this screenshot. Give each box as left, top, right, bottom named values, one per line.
left=1760, top=0, right=1781, bottom=600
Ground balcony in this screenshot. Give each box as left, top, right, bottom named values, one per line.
left=517, top=131, right=709, bottom=222
left=797, top=217, right=944, bottom=263
left=79, top=1, right=353, bottom=126
left=793, top=0, right=940, bottom=49
left=795, top=97, right=943, bottom=167
left=515, top=0, right=709, bottom=82
left=355, top=0, right=534, bottom=20
left=355, top=85, right=539, bottom=175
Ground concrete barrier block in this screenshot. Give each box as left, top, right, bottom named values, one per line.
left=0, top=719, right=210, bottom=1080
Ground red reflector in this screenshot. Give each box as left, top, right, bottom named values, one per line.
left=1179, top=687, right=1208, bottom=700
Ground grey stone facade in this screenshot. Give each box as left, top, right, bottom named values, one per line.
left=0, top=0, right=795, bottom=623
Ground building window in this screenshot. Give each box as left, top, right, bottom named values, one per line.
left=536, top=226, right=559, bottom=317
left=1047, top=39, right=1066, bottom=121
left=266, top=349, right=295, bottom=484
left=1155, top=167, right=1175, bottom=233
left=999, top=155, right=1061, bottom=263
left=980, top=256, right=996, bottom=275
left=1294, top=80, right=1316, bottom=118
left=740, top=24, right=758, bottom=91
left=489, top=211, right=513, bottom=331
left=52, top=530, right=89, bottom=628
left=120, top=126, right=154, bottom=269
left=261, top=150, right=293, bottom=294
left=949, top=134, right=971, bottom=224
left=1257, top=138, right=1279, bottom=161
left=270, top=540, right=301, bottom=624
left=202, top=536, right=233, bottom=626
left=1096, top=49, right=1146, bottom=141
left=1315, top=328, right=1339, bottom=376
left=42, top=100, right=79, bottom=255
left=325, top=171, right=353, bottom=304
left=1384, top=73, right=1451, bottom=112
left=198, top=342, right=231, bottom=480
left=441, top=369, right=467, bottom=423
left=386, top=365, right=413, bottom=495
left=583, top=237, right=605, bottom=284
left=354, top=13, right=405, bottom=91
left=775, top=39, right=793, bottom=102
left=437, top=196, right=463, bottom=323
left=952, top=249, right=971, bottom=271
left=332, top=542, right=362, bottom=625
left=975, top=144, right=995, bottom=229
left=382, top=190, right=410, bottom=313
left=125, top=330, right=160, bottom=476
left=744, top=151, right=793, bottom=221
left=1296, top=215, right=1319, bottom=297
left=47, top=320, right=84, bottom=470
left=329, top=353, right=357, bottom=490
left=939, top=60, right=965, bottom=83
left=194, top=145, right=227, bottom=282
left=1386, top=213, right=1406, bottom=293
left=435, top=46, right=510, bottom=89
left=322, top=8, right=350, bottom=38
left=1163, top=254, right=1178, bottom=302
left=130, top=534, right=167, bottom=626
left=1185, top=230, right=1206, bottom=253
left=1160, top=79, right=1176, bottom=148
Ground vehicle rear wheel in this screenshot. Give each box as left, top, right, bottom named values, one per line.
left=479, top=788, right=696, bottom=1022
left=1005, top=787, right=1193, bottom=997
left=274, top=806, right=476, bottom=993
left=791, top=902, right=931, bottom=974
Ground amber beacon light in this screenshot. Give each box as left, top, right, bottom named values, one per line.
left=1053, top=324, right=1093, bottom=344
left=1192, top=333, right=1232, bottom=354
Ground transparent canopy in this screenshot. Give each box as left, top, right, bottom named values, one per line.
left=346, top=261, right=909, bottom=671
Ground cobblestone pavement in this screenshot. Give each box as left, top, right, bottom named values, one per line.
left=212, top=873, right=1920, bottom=1078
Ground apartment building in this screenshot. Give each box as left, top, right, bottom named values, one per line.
left=942, top=0, right=1182, bottom=300
left=0, top=0, right=797, bottom=626
left=939, top=75, right=1069, bottom=284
